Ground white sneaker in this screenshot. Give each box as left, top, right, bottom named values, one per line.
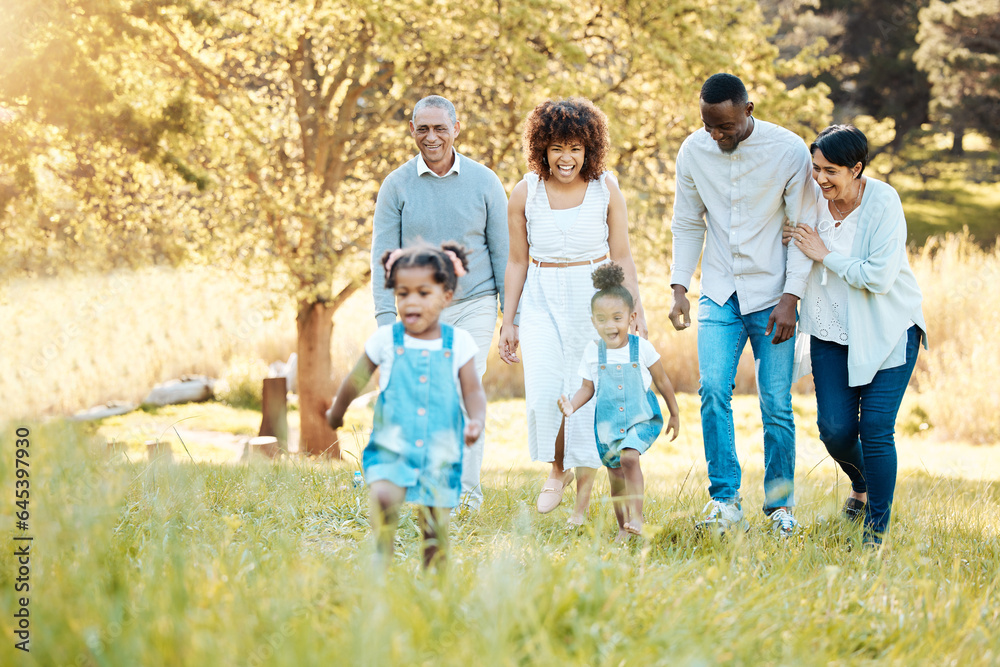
left=769, top=507, right=798, bottom=537
left=696, top=499, right=748, bottom=536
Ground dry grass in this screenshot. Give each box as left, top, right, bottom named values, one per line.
left=1, top=232, right=998, bottom=443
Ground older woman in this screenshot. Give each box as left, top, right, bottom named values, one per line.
left=498, top=98, right=645, bottom=524
left=791, top=124, right=927, bottom=547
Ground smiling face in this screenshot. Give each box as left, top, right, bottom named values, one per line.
left=546, top=139, right=586, bottom=183
left=811, top=148, right=862, bottom=202
left=409, top=106, right=459, bottom=174
left=699, top=99, right=754, bottom=153
left=591, top=295, right=635, bottom=349
left=393, top=266, right=453, bottom=339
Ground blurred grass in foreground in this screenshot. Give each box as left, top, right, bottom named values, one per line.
left=1, top=412, right=998, bottom=666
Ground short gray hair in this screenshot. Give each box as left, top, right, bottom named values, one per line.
left=412, top=95, right=457, bottom=125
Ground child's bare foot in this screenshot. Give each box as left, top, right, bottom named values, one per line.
left=624, top=519, right=643, bottom=536
left=567, top=513, right=585, bottom=526
left=614, top=528, right=629, bottom=542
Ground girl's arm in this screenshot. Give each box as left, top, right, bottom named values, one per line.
left=499, top=180, right=529, bottom=365
left=325, top=354, right=378, bottom=429
left=605, top=175, right=647, bottom=337
left=458, top=358, right=487, bottom=446
left=558, top=379, right=595, bottom=417
left=648, top=359, right=680, bottom=441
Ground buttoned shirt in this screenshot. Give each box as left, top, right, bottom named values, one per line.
left=415, top=150, right=460, bottom=178
left=669, top=118, right=815, bottom=313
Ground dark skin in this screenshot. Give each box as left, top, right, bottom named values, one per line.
left=668, top=97, right=799, bottom=344
left=324, top=316, right=487, bottom=569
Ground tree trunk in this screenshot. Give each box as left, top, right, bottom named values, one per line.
left=296, top=300, right=338, bottom=457
left=950, top=123, right=965, bottom=156
left=259, top=377, right=289, bottom=452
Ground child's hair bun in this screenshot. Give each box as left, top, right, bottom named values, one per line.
left=591, top=262, right=625, bottom=291
left=440, top=241, right=470, bottom=273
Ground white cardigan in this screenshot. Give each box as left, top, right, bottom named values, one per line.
left=795, top=177, right=927, bottom=386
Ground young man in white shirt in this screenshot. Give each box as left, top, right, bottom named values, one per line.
left=668, top=73, right=815, bottom=537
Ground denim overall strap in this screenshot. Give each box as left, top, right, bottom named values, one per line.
left=593, top=335, right=662, bottom=467
left=365, top=322, right=465, bottom=507
left=440, top=323, right=454, bottom=351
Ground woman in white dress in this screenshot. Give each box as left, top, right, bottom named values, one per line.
left=499, top=98, right=646, bottom=523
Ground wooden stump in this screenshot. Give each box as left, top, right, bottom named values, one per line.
left=244, top=435, right=280, bottom=459
left=259, top=377, right=289, bottom=452
left=146, top=440, right=173, bottom=463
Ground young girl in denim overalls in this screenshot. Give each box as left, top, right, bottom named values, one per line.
left=325, top=242, right=486, bottom=568
left=559, top=263, right=680, bottom=537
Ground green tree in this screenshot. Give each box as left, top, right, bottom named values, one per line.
left=915, top=0, right=1000, bottom=153
left=762, top=0, right=932, bottom=148
left=0, top=0, right=831, bottom=453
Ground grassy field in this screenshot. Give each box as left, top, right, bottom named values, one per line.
left=2, top=399, right=999, bottom=666
left=1, top=146, right=998, bottom=664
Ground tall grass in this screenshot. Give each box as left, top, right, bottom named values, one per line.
left=3, top=232, right=999, bottom=442
left=2, top=416, right=998, bottom=666
left=908, top=230, right=1000, bottom=443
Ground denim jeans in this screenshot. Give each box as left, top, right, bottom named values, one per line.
left=811, top=326, right=922, bottom=540
left=697, top=294, right=796, bottom=511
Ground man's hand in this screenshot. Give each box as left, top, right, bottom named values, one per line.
left=668, top=285, right=691, bottom=331
left=765, top=293, right=799, bottom=344
left=782, top=222, right=795, bottom=246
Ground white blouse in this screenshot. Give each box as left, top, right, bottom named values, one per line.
left=800, top=203, right=860, bottom=344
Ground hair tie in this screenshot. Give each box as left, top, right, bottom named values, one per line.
left=444, top=249, right=467, bottom=277
left=384, top=248, right=405, bottom=278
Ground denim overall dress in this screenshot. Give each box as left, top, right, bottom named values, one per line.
left=363, top=323, right=465, bottom=507
left=594, top=335, right=663, bottom=468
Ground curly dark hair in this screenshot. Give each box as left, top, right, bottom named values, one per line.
left=381, top=241, right=469, bottom=292
left=522, top=97, right=609, bottom=182
left=590, top=262, right=633, bottom=311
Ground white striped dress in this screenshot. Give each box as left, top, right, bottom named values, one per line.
left=520, top=171, right=613, bottom=469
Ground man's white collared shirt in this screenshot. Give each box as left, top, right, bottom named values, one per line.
left=669, top=118, right=816, bottom=314
left=416, top=150, right=461, bottom=178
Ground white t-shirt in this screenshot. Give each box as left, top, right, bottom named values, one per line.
left=578, top=337, right=661, bottom=392
left=364, top=324, right=478, bottom=393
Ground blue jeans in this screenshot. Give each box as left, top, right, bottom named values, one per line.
left=811, top=326, right=921, bottom=540
left=698, top=294, right=796, bottom=511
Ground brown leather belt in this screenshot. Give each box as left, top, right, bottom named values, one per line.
left=531, top=253, right=609, bottom=268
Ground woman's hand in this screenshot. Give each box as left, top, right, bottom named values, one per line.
left=791, top=223, right=830, bottom=262
left=632, top=304, right=649, bottom=338
left=498, top=323, right=521, bottom=364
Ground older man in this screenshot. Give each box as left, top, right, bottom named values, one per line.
left=371, top=95, right=509, bottom=511
left=668, top=74, right=815, bottom=537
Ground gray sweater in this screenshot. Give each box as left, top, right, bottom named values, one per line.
left=371, top=152, right=509, bottom=326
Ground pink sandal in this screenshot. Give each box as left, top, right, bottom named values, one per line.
left=536, top=471, right=574, bottom=513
